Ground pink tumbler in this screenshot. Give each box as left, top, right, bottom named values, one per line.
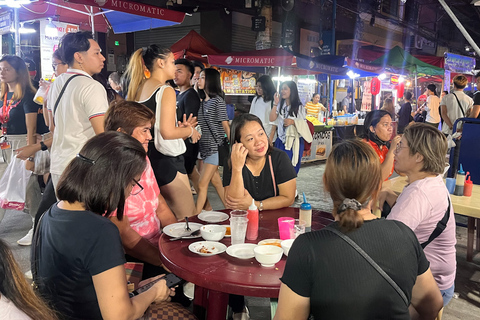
left=278, top=217, right=295, bottom=240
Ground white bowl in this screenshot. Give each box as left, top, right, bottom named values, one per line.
left=254, top=245, right=283, bottom=267
left=280, top=239, right=295, bottom=256
left=200, top=224, right=226, bottom=241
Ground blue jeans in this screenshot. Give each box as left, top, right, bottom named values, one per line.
left=274, top=137, right=304, bottom=174
left=204, top=152, right=219, bottom=166
left=440, top=284, right=455, bottom=307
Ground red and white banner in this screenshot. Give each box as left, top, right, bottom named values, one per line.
left=67, top=0, right=185, bottom=23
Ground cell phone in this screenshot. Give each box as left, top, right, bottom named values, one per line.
left=131, top=273, right=183, bottom=296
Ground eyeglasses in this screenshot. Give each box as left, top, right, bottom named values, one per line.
left=52, top=62, right=65, bottom=71
left=378, top=122, right=394, bottom=129
left=395, top=141, right=408, bottom=153
left=131, top=179, right=144, bottom=195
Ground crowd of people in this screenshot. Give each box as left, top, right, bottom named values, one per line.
left=0, top=29, right=477, bottom=319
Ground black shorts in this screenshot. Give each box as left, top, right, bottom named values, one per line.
left=148, top=146, right=187, bottom=187
left=183, top=141, right=199, bottom=175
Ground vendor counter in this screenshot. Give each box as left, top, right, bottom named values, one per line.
left=301, top=125, right=333, bottom=163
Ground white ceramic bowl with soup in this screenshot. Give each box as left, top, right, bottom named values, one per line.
left=254, top=245, right=283, bottom=267
left=200, top=224, right=226, bottom=241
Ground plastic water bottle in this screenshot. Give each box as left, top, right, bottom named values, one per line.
left=299, top=192, right=312, bottom=232
left=246, top=199, right=259, bottom=240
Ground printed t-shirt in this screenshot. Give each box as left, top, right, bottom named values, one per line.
left=47, top=69, right=108, bottom=176
left=1, top=90, right=48, bottom=135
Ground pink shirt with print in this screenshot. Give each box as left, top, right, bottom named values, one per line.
left=387, top=175, right=456, bottom=290
left=112, top=158, right=161, bottom=247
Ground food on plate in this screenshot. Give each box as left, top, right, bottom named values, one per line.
left=225, top=226, right=231, bottom=236
left=316, top=146, right=326, bottom=156
left=198, top=246, right=214, bottom=254
left=262, top=242, right=282, bottom=248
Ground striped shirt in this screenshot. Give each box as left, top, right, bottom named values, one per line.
left=198, top=96, right=229, bottom=159
left=305, top=101, right=325, bottom=119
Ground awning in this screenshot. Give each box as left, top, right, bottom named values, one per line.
left=170, top=30, right=222, bottom=63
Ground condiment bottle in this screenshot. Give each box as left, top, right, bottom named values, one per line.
left=299, top=192, right=312, bottom=232
left=464, top=172, right=473, bottom=197
left=246, top=199, right=259, bottom=240
left=454, top=164, right=466, bottom=196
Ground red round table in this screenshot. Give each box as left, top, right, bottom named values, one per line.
left=159, top=207, right=334, bottom=320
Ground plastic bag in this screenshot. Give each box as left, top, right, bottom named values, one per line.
left=0, top=155, right=31, bottom=211
left=33, top=150, right=50, bottom=175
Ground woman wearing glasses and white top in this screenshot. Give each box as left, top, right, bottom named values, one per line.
left=362, top=110, right=401, bottom=181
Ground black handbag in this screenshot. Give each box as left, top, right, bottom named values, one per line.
left=413, top=110, right=426, bottom=123
left=201, top=102, right=230, bottom=166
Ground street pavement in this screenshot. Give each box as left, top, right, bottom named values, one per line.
left=0, top=160, right=479, bottom=319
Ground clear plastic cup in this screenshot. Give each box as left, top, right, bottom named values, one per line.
left=230, top=217, right=249, bottom=245
left=293, top=219, right=306, bottom=238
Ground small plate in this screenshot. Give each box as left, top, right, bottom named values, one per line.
left=163, top=222, right=203, bottom=238
left=258, top=239, right=283, bottom=248
left=198, top=211, right=229, bottom=223
left=226, top=243, right=257, bottom=259
left=183, top=282, right=195, bottom=300
left=224, top=225, right=231, bottom=237
left=188, top=241, right=227, bottom=256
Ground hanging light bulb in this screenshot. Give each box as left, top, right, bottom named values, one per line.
left=19, top=22, right=36, bottom=34
left=45, top=18, right=58, bottom=37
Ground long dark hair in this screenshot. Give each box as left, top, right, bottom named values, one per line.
left=56, top=131, right=147, bottom=220
left=256, top=75, right=276, bottom=102
left=124, top=44, right=171, bottom=101
left=363, top=110, right=392, bottom=146
left=0, top=239, right=58, bottom=320
left=230, top=113, right=273, bottom=154
left=279, top=81, right=302, bottom=117
left=202, top=68, right=224, bottom=99
left=0, top=55, right=36, bottom=101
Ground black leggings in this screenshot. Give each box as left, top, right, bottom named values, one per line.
left=33, top=177, right=57, bottom=232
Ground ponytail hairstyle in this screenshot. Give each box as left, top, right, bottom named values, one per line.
left=323, top=139, right=382, bottom=232
left=125, top=45, right=171, bottom=101
left=0, top=239, right=58, bottom=320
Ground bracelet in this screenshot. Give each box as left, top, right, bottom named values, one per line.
left=27, top=157, right=34, bottom=162
left=40, top=141, right=48, bottom=151
left=188, top=126, right=194, bottom=138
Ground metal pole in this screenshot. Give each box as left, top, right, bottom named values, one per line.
left=331, top=0, right=336, bottom=55
left=276, top=67, right=281, bottom=92
left=90, top=6, right=95, bottom=38
left=437, top=0, right=480, bottom=57
left=14, top=8, right=20, bottom=56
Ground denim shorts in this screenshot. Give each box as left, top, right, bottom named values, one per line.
left=440, top=283, right=455, bottom=306
left=204, top=152, right=219, bottom=166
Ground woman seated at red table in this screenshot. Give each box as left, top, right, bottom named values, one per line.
left=104, top=100, right=178, bottom=279
left=274, top=139, right=443, bottom=320
left=36, top=132, right=175, bottom=320
left=223, top=114, right=296, bottom=211
left=362, top=109, right=401, bottom=181
left=382, top=123, right=456, bottom=307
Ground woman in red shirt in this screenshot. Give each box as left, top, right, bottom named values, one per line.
left=362, top=110, right=401, bottom=181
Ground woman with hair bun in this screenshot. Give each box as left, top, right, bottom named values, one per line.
left=274, top=139, right=443, bottom=320
left=125, top=45, right=200, bottom=219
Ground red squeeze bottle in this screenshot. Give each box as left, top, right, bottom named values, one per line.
left=246, top=199, right=259, bottom=240
left=464, top=172, right=473, bottom=197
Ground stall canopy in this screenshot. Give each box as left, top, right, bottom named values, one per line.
left=170, top=30, right=222, bottom=63
left=207, top=48, right=347, bottom=75
left=372, top=46, right=444, bottom=76
left=15, top=0, right=184, bottom=33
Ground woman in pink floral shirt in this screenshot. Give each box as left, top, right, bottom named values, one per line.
left=105, top=100, right=178, bottom=278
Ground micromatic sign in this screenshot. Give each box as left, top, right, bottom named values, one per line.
left=225, top=56, right=277, bottom=65
left=110, top=0, right=165, bottom=16
left=444, top=53, right=475, bottom=74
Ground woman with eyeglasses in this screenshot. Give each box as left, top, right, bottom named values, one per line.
left=104, top=100, right=178, bottom=279
left=35, top=132, right=177, bottom=320
left=362, top=110, right=401, bottom=181
left=382, top=123, right=456, bottom=307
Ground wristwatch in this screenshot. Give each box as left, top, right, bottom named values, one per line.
left=40, top=141, right=48, bottom=151
left=259, top=201, right=264, bottom=212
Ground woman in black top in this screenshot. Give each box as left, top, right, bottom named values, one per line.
left=223, top=114, right=296, bottom=211
left=274, top=139, right=443, bottom=320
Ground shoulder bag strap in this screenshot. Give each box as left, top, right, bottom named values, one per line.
left=421, top=197, right=451, bottom=249
left=325, top=226, right=409, bottom=306
left=452, top=93, right=466, bottom=117
left=201, top=101, right=221, bottom=146
left=268, top=154, right=276, bottom=196
left=53, top=74, right=85, bottom=118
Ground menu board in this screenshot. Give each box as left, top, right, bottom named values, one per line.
left=297, top=76, right=316, bottom=106
left=361, top=80, right=372, bottom=111
left=219, top=69, right=256, bottom=95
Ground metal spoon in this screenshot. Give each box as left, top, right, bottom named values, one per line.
left=185, top=216, right=191, bottom=232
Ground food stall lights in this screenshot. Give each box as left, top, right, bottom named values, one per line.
left=297, top=78, right=317, bottom=84
left=378, top=73, right=387, bottom=80
left=272, top=76, right=293, bottom=82
left=398, top=76, right=405, bottom=83
left=346, top=70, right=360, bottom=79
left=406, top=81, right=412, bottom=87
left=45, top=18, right=58, bottom=38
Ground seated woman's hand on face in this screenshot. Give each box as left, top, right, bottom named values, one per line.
left=231, top=142, right=249, bottom=171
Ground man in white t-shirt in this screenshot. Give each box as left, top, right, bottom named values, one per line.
left=47, top=31, right=108, bottom=188
left=424, top=84, right=440, bottom=127
left=440, top=75, right=473, bottom=135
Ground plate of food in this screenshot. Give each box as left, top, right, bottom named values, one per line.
left=258, top=239, right=283, bottom=248
left=163, top=222, right=203, bottom=239
left=198, top=211, right=230, bottom=223
left=226, top=243, right=257, bottom=259
left=188, top=241, right=227, bottom=256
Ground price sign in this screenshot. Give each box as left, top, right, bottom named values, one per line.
left=251, top=16, right=266, bottom=32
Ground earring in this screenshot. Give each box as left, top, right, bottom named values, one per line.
left=144, top=69, right=151, bottom=79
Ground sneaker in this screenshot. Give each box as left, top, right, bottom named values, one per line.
left=25, top=270, right=33, bottom=280
left=191, top=186, right=197, bottom=195
left=233, top=307, right=250, bottom=320
left=17, top=227, right=34, bottom=246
